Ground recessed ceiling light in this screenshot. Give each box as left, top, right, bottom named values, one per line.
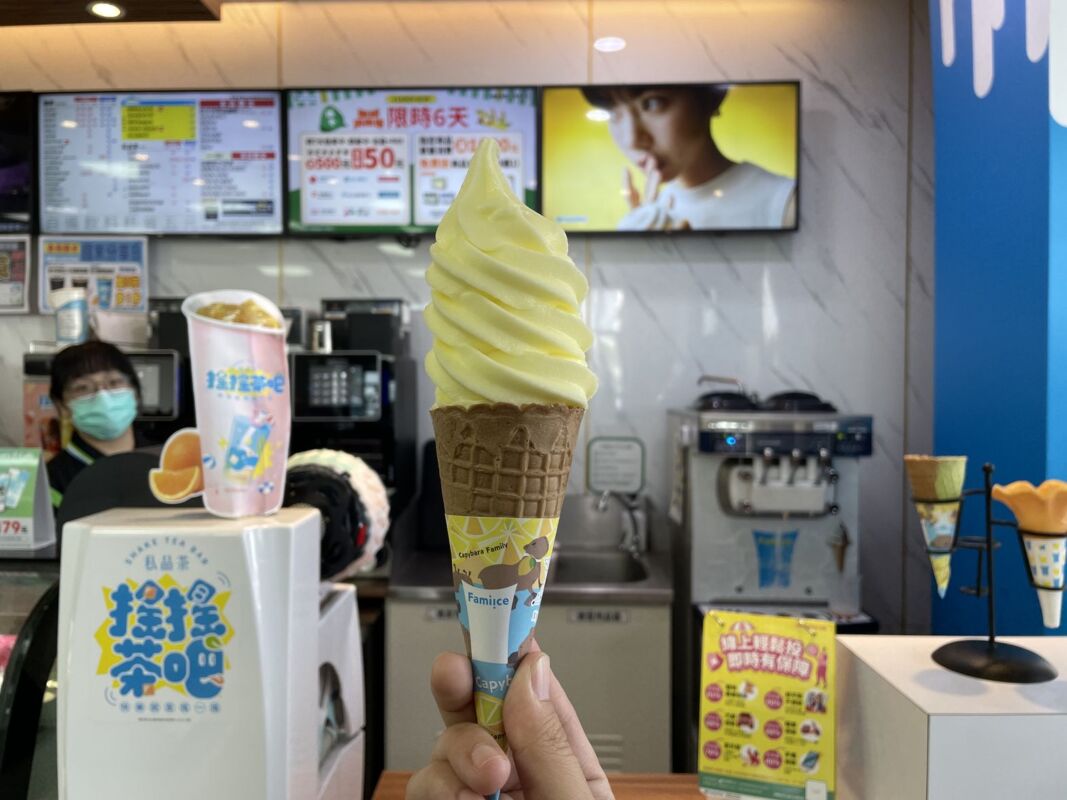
left=242, top=119, right=260, bottom=129
left=586, top=108, right=611, bottom=122
left=61, top=120, right=78, bottom=129
left=87, top=2, right=125, bottom=20
left=594, top=36, right=626, bottom=53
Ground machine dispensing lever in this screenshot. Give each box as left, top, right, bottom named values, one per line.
left=815, top=448, right=831, bottom=486
left=760, top=447, right=775, bottom=486
left=788, top=448, right=803, bottom=486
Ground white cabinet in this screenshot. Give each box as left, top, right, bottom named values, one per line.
left=385, top=599, right=671, bottom=773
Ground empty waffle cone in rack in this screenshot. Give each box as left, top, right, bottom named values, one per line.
left=905, top=455, right=966, bottom=599
left=904, top=455, right=967, bottom=501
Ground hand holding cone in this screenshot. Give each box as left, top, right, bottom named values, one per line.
left=904, top=455, right=967, bottom=598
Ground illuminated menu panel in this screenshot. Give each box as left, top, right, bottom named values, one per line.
left=39, top=92, right=282, bottom=234
left=0, top=93, right=34, bottom=233
left=286, top=88, right=538, bottom=233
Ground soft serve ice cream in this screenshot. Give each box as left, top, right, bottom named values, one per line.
left=425, top=139, right=596, bottom=760
left=424, top=138, right=597, bottom=408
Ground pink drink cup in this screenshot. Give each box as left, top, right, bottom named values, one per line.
left=181, top=290, right=290, bottom=518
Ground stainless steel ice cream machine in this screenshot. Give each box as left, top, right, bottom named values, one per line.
left=669, top=387, right=873, bottom=608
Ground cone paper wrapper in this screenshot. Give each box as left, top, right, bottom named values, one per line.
left=928, top=553, right=951, bottom=598
left=432, top=404, right=583, bottom=751
left=1022, top=533, right=1067, bottom=628
left=914, top=501, right=960, bottom=553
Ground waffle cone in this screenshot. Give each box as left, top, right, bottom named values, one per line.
left=904, top=455, right=966, bottom=500
left=431, top=403, right=584, bottom=518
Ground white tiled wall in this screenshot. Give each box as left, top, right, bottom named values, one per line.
left=0, top=0, right=933, bottom=632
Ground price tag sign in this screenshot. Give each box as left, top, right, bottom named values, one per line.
left=700, top=610, right=836, bottom=800
left=300, top=132, right=410, bottom=226
left=587, top=437, right=645, bottom=494
left=0, top=448, right=56, bottom=550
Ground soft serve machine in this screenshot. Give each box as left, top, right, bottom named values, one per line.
left=669, top=378, right=874, bottom=770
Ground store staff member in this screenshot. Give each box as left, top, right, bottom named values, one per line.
left=47, top=341, right=141, bottom=512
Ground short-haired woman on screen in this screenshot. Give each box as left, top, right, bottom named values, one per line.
left=582, top=85, right=796, bottom=231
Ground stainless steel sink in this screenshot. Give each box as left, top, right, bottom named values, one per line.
left=548, top=551, right=649, bottom=585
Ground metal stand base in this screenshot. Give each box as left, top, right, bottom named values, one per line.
left=932, top=639, right=1058, bottom=684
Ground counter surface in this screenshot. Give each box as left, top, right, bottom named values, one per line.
left=371, top=771, right=699, bottom=799
left=838, top=634, right=1067, bottom=714
left=389, top=548, right=673, bottom=605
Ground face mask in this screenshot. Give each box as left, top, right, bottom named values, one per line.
left=69, top=388, right=138, bottom=442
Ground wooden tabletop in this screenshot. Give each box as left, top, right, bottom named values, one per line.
left=371, top=771, right=699, bottom=799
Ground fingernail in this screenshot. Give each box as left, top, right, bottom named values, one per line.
left=532, top=654, right=551, bottom=701
left=472, top=742, right=503, bottom=770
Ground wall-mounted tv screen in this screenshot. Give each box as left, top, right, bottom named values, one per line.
left=39, top=91, right=283, bottom=234
left=542, top=82, right=799, bottom=233
left=0, top=93, right=34, bottom=233
left=286, top=88, right=538, bottom=234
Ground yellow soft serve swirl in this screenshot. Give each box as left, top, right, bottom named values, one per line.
left=425, top=138, right=597, bottom=408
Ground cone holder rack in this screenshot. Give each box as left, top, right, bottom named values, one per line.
left=912, top=463, right=1058, bottom=684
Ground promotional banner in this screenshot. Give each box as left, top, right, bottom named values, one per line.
left=542, top=83, right=798, bottom=233
left=699, top=610, right=835, bottom=800
left=38, top=236, right=148, bottom=314
left=0, top=234, right=30, bottom=313
left=39, top=92, right=283, bottom=235
left=287, top=88, right=538, bottom=233
left=0, top=447, right=56, bottom=550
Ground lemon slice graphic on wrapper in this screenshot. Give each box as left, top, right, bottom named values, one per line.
left=475, top=691, right=504, bottom=736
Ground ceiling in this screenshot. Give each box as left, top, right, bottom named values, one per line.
left=0, top=0, right=222, bottom=26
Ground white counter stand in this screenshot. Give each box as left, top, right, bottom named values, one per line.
left=837, top=635, right=1067, bottom=799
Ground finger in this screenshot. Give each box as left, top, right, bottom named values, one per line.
left=431, top=651, right=477, bottom=728
left=646, top=167, right=662, bottom=202
left=503, top=653, right=594, bottom=800
left=405, top=761, right=484, bottom=800
left=543, top=665, right=605, bottom=784
left=431, top=723, right=512, bottom=796
left=623, top=168, right=639, bottom=209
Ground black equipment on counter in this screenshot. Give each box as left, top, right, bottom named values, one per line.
left=0, top=578, right=59, bottom=800
left=283, top=464, right=371, bottom=580
left=292, top=299, right=417, bottom=517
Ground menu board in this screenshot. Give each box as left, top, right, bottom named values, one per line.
left=39, top=91, right=282, bottom=234
left=286, top=88, right=538, bottom=233
left=0, top=93, right=34, bottom=234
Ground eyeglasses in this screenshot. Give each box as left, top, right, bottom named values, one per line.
left=64, top=373, right=132, bottom=402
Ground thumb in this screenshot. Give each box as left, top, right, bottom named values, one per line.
left=502, top=653, right=593, bottom=800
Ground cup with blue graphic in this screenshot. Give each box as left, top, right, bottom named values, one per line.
left=182, top=290, right=290, bottom=519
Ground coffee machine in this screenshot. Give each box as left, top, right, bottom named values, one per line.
left=290, top=299, right=417, bottom=518
left=668, top=378, right=875, bottom=771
